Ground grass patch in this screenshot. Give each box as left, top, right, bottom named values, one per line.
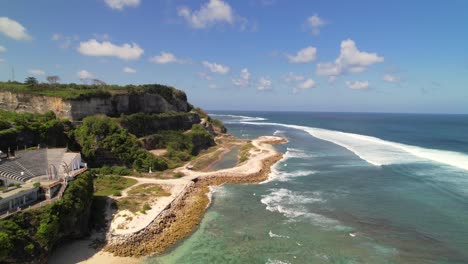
left=238, top=142, right=254, bottom=164
left=117, top=184, right=170, bottom=213
left=190, top=148, right=224, bottom=171
left=173, top=172, right=185, bottom=178
left=93, top=175, right=137, bottom=197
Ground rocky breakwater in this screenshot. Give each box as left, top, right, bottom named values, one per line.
left=104, top=136, right=287, bottom=257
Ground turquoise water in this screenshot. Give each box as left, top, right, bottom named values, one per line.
left=147, top=112, right=468, bottom=264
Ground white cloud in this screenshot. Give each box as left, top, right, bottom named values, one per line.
left=77, top=70, right=94, bottom=80
left=208, top=84, right=218, bottom=89
left=0, top=58, right=4, bottom=63
left=337, top=39, right=384, bottom=67
left=198, top=72, right=213, bottom=81
left=123, top=67, right=136, bottom=73
left=316, top=62, right=341, bottom=77
left=28, top=69, right=45, bottom=76
left=202, top=61, right=230, bottom=74
left=104, top=0, right=140, bottom=10
left=287, top=46, right=317, bottom=63
left=0, top=46, right=6, bottom=52
left=150, top=51, right=184, bottom=64
left=284, top=72, right=305, bottom=83
left=293, top=78, right=316, bottom=93
left=306, top=14, right=325, bottom=35
left=346, top=80, right=369, bottom=90
left=232, top=68, right=250, bottom=87
left=178, top=0, right=234, bottom=29
left=0, top=17, right=32, bottom=41
left=257, top=77, right=272, bottom=91
left=316, top=39, right=384, bottom=78
left=383, top=74, right=400, bottom=83
left=78, top=39, right=143, bottom=60
left=298, top=78, right=316, bottom=89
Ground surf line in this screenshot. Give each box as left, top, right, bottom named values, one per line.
left=240, top=121, right=468, bottom=172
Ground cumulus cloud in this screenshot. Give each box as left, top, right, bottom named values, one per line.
left=306, top=14, right=326, bottom=35
left=316, top=39, right=384, bottom=78
left=202, top=61, right=230, bottom=74
left=383, top=74, right=400, bottom=83
left=0, top=46, right=5, bottom=52
left=123, top=67, right=136, bottom=73
left=287, top=46, right=317, bottom=63
left=78, top=39, right=143, bottom=60
left=346, top=80, right=369, bottom=90
left=257, top=77, right=272, bottom=91
left=284, top=72, right=305, bottom=83
left=104, top=0, right=140, bottom=10
left=298, top=79, right=316, bottom=89
left=77, top=70, right=94, bottom=80
left=28, top=69, right=45, bottom=76
left=337, top=39, right=384, bottom=68
left=150, top=51, right=184, bottom=64
left=177, top=0, right=235, bottom=29
left=0, top=17, right=32, bottom=41
left=293, top=78, right=316, bottom=93
left=198, top=72, right=213, bottom=81
left=232, top=68, right=250, bottom=87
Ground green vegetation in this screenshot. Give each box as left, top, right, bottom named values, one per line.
left=74, top=115, right=168, bottom=172
left=192, top=107, right=227, bottom=133
left=93, top=175, right=137, bottom=197
left=143, top=124, right=215, bottom=168
left=173, top=172, right=184, bottom=178
left=120, top=112, right=197, bottom=137
left=0, top=81, right=187, bottom=101
left=117, top=184, right=170, bottom=214
left=0, top=171, right=94, bottom=262
left=190, top=148, right=224, bottom=171
left=0, top=110, right=69, bottom=150
left=239, top=142, right=254, bottom=164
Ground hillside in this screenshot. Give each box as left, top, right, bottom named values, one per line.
left=0, top=82, right=191, bottom=121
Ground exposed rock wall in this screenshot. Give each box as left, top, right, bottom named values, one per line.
left=0, top=91, right=189, bottom=121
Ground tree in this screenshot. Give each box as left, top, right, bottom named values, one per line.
left=46, top=75, right=60, bottom=85
left=24, top=77, right=38, bottom=86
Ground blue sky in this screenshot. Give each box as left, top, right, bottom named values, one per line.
left=1, top=0, right=467, bottom=113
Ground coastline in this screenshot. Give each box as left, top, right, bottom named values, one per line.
left=104, top=136, right=286, bottom=259
left=49, top=136, right=286, bottom=263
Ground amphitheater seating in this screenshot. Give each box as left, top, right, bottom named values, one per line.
left=0, top=148, right=67, bottom=183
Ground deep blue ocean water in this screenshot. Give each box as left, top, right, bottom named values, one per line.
left=149, top=112, right=468, bottom=264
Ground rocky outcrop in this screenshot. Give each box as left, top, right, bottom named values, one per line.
left=0, top=91, right=189, bottom=121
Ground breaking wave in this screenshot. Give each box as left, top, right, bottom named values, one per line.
left=242, top=121, right=468, bottom=172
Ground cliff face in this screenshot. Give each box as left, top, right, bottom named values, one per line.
left=0, top=91, right=189, bottom=121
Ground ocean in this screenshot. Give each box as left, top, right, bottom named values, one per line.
left=147, top=111, right=468, bottom=264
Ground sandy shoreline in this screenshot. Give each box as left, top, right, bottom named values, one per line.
left=50, top=136, right=286, bottom=263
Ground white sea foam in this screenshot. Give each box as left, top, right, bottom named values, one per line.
left=273, top=130, right=285, bottom=135
left=209, top=113, right=267, bottom=123
left=241, top=121, right=468, bottom=172
left=265, top=163, right=314, bottom=182
left=260, top=188, right=336, bottom=227
left=268, top=230, right=290, bottom=239
left=285, top=147, right=315, bottom=159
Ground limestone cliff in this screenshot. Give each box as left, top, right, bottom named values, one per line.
left=0, top=91, right=189, bottom=121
